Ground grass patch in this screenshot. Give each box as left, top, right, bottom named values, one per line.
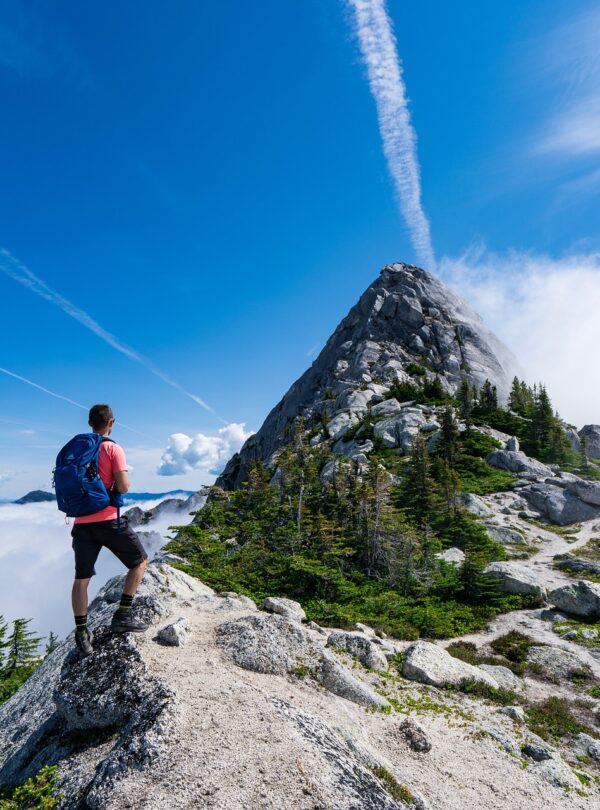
left=454, top=677, right=521, bottom=706
left=371, top=766, right=414, bottom=804
left=526, top=697, right=595, bottom=742
left=490, top=631, right=535, bottom=664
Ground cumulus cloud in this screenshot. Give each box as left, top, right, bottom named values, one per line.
left=158, top=423, right=253, bottom=476
left=439, top=246, right=600, bottom=427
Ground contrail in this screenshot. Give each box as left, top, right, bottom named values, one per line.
left=0, top=366, right=153, bottom=439
left=345, top=0, right=436, bottom=270
left=0, top=248, right=216, bottom=415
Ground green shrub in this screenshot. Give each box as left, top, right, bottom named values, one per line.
left=490, top=631, right=535, bottom=663
left=0, top=766, right=62, bottom=809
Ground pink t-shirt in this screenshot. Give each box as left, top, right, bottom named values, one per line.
left=74, top=441, right=128, bottom=524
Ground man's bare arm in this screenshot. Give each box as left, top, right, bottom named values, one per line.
left=114, top=470, right=130, bottom=494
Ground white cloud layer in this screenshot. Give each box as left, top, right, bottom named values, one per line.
left=158, top=423, right=253, bottom=476
left=345, top=0, right=435, bottom=270
left=439, top=246, right=600, bottom=427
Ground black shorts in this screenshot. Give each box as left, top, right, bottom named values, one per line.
left=71, top=516, right=148, bottom=579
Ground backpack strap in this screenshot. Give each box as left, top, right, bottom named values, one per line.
left=100, top=436, right=121, bottom=529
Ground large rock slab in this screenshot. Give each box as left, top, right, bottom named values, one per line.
left=477, top=664, right=523, bottom=691
left=261, top=596, right=306, bottom=623
left=373, top=409, right=439, bottom=452
left=484, top=561, right=547, bottom=599
left=484, top=524, right=526, bottom=545
left=553, top=553, right=600, bottom=576
left=216, top=614, right=388, bottom=709
left=216, top=613, right=314, bottom=676
left=460, top=493, right=492, bottom=517
left=526, top=645, right=592, bottom=681
left=486, top=449, right=553, bottom=478
left=326, top=631, right=388, bottom=671
left=521, top=481, right=600, bottom=525
left=566, top=477, right=600, bottom=507
left=403, top=641, right=499, bottom=689
left=548, top=580, right=600, bottom=619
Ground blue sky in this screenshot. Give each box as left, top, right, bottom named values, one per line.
left=1, top=0, right=600, bottom=498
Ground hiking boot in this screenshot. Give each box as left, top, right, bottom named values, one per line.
left=75, top=629, right=94, bottom=657
left=110, top=611, right=149, bottom=633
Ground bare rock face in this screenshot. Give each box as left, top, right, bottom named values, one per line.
left=526, top=645, right=592, bottom=681
left=579, top=425, right=600, bottom=459
left=261, top=595, right=306, bottom=623
left=218, top=263, right=521, bottom=489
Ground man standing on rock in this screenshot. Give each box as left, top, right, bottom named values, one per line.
left=69, top=404, right=149, bottom=656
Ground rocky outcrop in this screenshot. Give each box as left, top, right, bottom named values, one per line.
left=216, top=613, right=389, bottom=709
left=218, top=263, right=521, bottom=489
left=261, top=596, right=306, bottom=622
left=484, top=562, right=547, bottom=599
left=125, top=489, right=208, bottom=528
left=486, top=450, right=553, bottom=479
left=526, top=645, right=592, bottom=681
left=484, top=524, right=526, bottom=545
left=403, top=641, right=499, bottom=688
left=548, top=580, right=600, bottom=619
left=579, top=425, right=600, bottom=459
left=326, top=631, right=389, bottom=671
left=553, top=553, right=600, bottom=576
left=477, top=664, right=523, bottom=691
left=521, top=481, right=600, bottom=525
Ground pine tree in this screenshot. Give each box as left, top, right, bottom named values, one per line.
left=479, top=379, right=498, bottom=413
left=45, top=632, right=59, bottom=656
left=5, top=618, right=41, bottom=672
left=403, top=433, right=435, bottom=528
left=423, top=375, right=446, bottom=402
left=438, top=406, right=459, bottom=467
left=580, top=434, right=589, bottom=472
left=457, top=379, right=474, bottom=427
left=0, top=615, right=8, bottom=670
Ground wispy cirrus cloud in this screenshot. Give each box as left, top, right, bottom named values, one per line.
left=345, top=0, right=435, bottom=270
left=0, top=248, right=217, bottom=417
left=527, top=5, right=600, bottom=178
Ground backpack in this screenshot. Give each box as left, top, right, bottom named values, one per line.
left=53, top=433, right=124, bottom=519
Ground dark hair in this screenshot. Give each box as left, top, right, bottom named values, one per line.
left=88, top=404, right=114, bottom=432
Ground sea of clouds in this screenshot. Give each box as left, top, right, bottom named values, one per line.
left=0, top=494, right=193, bottom=644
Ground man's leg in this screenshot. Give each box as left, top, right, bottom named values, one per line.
left=122, top=557, right=147, bottom=597
left=100, top=518, right=150, bottom=633
left=72, top=577, right=91, bottom=616
left=71, top=525, right=100, bottom=656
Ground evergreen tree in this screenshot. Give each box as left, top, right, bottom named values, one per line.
left=402, top=433, right=435, bottom=528
left=423, top=375, right=446, bottom=402
left=45, top=632, right=59, bottom=656
left=478, top=379, right=498, bottom=413
left=580, top=434, right=589, bottom=472
left=5, top=619, right=41, bottom=673
left=0, top=615, right=8, bottom=670
left=438, top=406, right=459, bottom=467
left=457, top=379, right=474, bottom=427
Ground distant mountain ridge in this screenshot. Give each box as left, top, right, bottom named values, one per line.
left=7, top=490, right=194, bottom=506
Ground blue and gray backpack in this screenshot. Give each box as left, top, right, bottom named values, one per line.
left=53, top=433, right=124, bottom=520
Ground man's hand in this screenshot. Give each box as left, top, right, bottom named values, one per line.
left=114, top=470, right=130, bottom=494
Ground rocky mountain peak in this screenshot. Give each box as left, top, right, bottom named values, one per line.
left=219, top=262, right=522, bottom=489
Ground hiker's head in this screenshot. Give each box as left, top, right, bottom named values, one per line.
left=88, top=403, right=114, bottom=435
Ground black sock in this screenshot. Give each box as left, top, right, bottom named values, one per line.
left=75, top=614, right=87, bottom=636
left=116, top=594, right=134, bottom=614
